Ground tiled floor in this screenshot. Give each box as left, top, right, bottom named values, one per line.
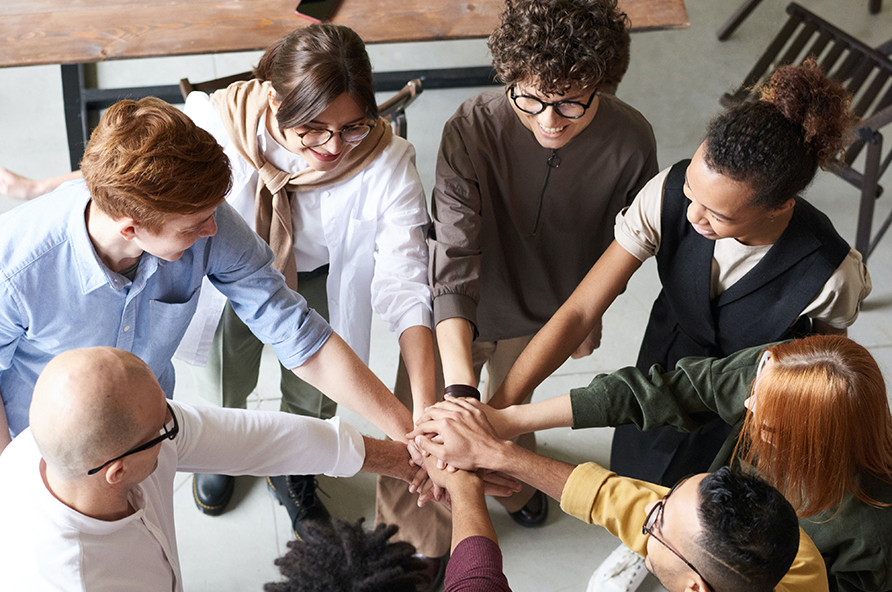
left=2, top=1, right=891, bottom=590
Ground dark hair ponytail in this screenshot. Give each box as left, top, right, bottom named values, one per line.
left=704, top=59, right=856, bottom=209
left=253, top=24, right=377, bottom=131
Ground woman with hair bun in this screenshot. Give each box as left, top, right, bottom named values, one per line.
left=177, top=23, right=437, bottom=543
left=485, top=59, right=872, bottom=589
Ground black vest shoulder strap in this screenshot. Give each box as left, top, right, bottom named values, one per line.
left=654, top=160, right=717, bottom=351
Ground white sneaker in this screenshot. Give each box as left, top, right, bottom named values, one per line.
left=586, top=543, right=647, bottom=592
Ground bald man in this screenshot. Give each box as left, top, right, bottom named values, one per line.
left=0, top=347, right=419, bottom=592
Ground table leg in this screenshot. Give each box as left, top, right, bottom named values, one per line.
left=717, top=0, right=766, bottom=41
left=61, top=64, right=88, bottom=171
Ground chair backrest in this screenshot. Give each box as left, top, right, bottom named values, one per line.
left=179, top=74, right=423, bottom=139
left=722, top=3, right=892, bottom=167
left=721, top=2, right=892, bottom=258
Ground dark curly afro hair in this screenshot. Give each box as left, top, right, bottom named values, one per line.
left=488, top=0, right=630, bottom=95
left=705, top=58, right=857, bottom=209
left=263, top=519, right=427, bottom=592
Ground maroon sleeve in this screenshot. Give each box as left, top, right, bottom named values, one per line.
left=444, top=536, right=512, bottom=592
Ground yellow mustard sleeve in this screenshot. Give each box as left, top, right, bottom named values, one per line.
left=774, top=526, right=829, bottom=592
left=559, top=462, right=668, bottom=558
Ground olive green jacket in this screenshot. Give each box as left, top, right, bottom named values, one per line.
left=569, top=343, right=892, bottom=592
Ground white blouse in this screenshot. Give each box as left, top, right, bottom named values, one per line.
left=177, top=92, right=433, bottom=365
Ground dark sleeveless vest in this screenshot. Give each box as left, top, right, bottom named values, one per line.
left=615, top=159, right=850, bottom=485
left=635, top=159, right=850, bottom=372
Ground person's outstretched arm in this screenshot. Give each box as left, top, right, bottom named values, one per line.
left=398, top=326, right=438, bottom=421
left=0, top=169, right=82, bottom=201
left=426, top=464, right=513, bottom=592
left=487, top=241, right=642, bottom=409
left=436, top=317, right=477, bottom=388
left=292, top=333, right=414, bottom=444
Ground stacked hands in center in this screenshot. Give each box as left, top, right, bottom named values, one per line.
left=405, top=395, right=521, bottom=508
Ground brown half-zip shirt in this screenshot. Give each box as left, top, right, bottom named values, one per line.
left=429, top=88, right=658, bottom=342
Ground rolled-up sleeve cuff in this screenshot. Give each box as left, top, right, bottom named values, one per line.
left=560, top=462, right=614, bottom=523
left=324, top=417, right=366, bottom=477
left=433, top=293, right=478, bottom=335
left=393, top=304, right=433, bottom=338
left=274, top=309, right=334, bottom=369
left=614, top=218, right=652, bottom=263
left=570, top=379, right=612, bottom=430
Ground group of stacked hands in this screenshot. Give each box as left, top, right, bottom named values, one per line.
left=0, top=1, right=888, bottom=592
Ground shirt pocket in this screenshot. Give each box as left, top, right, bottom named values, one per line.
left=149, top=288, right=201, bottom=348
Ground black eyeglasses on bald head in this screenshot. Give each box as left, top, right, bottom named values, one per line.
left=87, top=403, right=178, bottom=476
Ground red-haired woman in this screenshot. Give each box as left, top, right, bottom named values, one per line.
left=462, top=334, right=892, bottom=592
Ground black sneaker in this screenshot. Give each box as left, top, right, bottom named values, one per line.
left=267, top=474, right=332, bottom=540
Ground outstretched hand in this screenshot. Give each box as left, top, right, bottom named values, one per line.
left=409, top=396, right=508, bottom=473
left=0, top=168, right=41, bottom=201
left=410, top=395, right=512, bottom=441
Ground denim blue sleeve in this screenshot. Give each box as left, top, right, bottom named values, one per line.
left=0, top=281, right=23, bottom=375
left=203, top=203, right=333, bottom=369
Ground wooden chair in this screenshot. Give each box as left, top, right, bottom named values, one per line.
left=718, top=0, right=883, bottom=41
left=721, top=2, right=892, bottom=261
left=179, top=74, right=423, bottom=139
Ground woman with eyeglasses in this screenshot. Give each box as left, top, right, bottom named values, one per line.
left=484, top=58, right=871, bottom=589
left=460, top=334, right=892, bottom=592
left=174, top=23, right=437, bottom=541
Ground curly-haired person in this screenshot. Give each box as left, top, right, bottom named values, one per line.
left=265, top=521, right=429, bottom=592
left=375, top=0, right=658, bottom=564
left=488, top=59, right=871, bottom=591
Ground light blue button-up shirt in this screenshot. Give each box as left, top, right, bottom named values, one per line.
left=0, top=180, right=332, bottom=437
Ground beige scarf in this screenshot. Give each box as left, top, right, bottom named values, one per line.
left=211, top=79, right=392, bottom=290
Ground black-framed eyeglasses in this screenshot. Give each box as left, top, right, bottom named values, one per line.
left=642, top=477, right=714, bottom=591
left=295, top=122, right=374, bottom=148
left=508, top=85, right=597, bottom=119
left=87, top=403, right=179, bottom=475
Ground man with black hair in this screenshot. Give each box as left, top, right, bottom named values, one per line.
left=410, top=397, right=829, bottom=592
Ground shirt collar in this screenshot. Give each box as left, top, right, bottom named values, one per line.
left=259, top=111, right=310, bottom=173
left=67, top=186, right=159, bottom=294
left=24, top=430, right=147, bottom=535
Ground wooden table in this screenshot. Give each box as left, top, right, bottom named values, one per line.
left=0, top=0, right=688, bottom=167
left=1, top=0, right=688, bottom=66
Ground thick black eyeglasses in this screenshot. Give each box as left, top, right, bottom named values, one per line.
left=87, top=403, right=179, bottom=475
left=508, top=85, right=597, bottom=119
left=642, top=477, right=714, bottom=591
left=295, top=122, right=373, bottom=148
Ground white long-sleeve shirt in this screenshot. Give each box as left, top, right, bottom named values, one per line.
left=176, top=93, right=432, bottom=366
left=0, top=400, right=365, bottom=592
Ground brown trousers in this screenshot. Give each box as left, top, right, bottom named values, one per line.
left=374, top=334, right=537, bottom=557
